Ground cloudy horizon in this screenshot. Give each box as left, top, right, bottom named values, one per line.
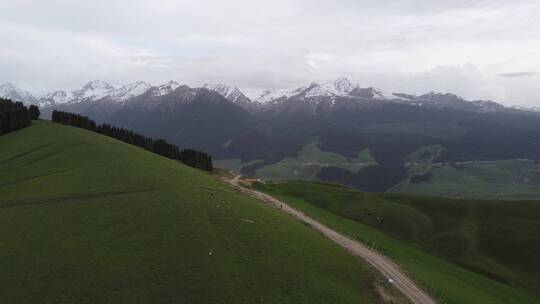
left=1, top=0, right=539, bottom=106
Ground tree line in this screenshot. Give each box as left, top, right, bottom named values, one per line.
left=0, top=98, right=40, bottom=136
left=52, top=110, right=213, bottom=171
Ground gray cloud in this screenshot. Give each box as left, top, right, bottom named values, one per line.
left=497, top=72, right=538, bottom=78
left=0, top=0, right=540, bottom=106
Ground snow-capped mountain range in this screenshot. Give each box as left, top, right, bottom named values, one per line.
left=0, top=83, right=38, bottom=105
left=243, top=77, right=359, bottom=104
left=37, top=80, right=180, bottom=107
left=202, top=83, right=250, bottom=105
left=0, top=77, right=529, bottom=115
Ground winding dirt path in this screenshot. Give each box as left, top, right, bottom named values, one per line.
left=225, top=176, right=436, bottom=304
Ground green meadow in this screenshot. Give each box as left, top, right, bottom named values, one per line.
left=255, top=180, right=540, bottom=304
left=0, top=121, right=390, bottom=303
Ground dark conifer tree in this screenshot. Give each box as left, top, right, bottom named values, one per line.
left=29, top=105, right=40, bottom=120
left=0, top=98, right=32, bottom=136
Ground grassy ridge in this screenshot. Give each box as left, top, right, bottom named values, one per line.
left=0, top=121, right=383, bottom=303
left=254, top=180, right=540, bottom=304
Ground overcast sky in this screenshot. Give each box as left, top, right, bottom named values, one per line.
left=1, top=0, right=539, bottom=106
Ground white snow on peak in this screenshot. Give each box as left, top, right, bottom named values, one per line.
left=304, top=82, right=335, bottom=98
left=75, top=80, right=115, bottom=101
left=0, top=83, right=37, bottom=104
left=40, top=80, right=115, bottom=105
left=297, top=78, right=358, bottom=99
left=203, top=83, right=250, bottom=104
left=38, top=80, right=155, bottom=106
left=40, top=90, right=75, bottom=105
left=153, top=80, right=180, bottom=96
left=203, top=83, right=235, bottom=97
left=244, top=87, right=300, bottom=103
left=4, top=78, right=512, bottom=114
left=299, top=78, right=357, bottom=100
left=242, top=78, right=355, bottom=104
left=329, top=77, right=355, bottom=95
left=83, top=80, right=113, bottom=90
left=112, top=81, right=152, bottom=101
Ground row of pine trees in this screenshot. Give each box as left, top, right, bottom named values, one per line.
left=0, top=98, right=39, bottom=136
left=52, top=110, right=213, bottom=171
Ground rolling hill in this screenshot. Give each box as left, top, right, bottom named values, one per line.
left=0, top=121, right=397, bottom=303
left=254, top=180, right=540, bottom=304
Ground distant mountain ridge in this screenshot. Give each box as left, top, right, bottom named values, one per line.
left=0, top=83, right=38, bottom=105
left=0, top=77, right=531, bottom=115
left=2, top=78, right=540, bottom=194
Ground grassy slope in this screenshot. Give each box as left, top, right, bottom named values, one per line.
left=254, top=181, right=540, bottom=304
left=0, top=121, right=383, bottom=304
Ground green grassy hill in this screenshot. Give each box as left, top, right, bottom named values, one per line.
left=391, top=158, right=540, bottom=200
left=255, top=181, right=540, bottom=304
left=0, top=121, right=392, bottom=303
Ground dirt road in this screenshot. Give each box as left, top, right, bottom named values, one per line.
left=226, top=176, right=436, bottom=304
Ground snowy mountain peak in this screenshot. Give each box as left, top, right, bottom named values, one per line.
left=203, top=83, right=233, bottom=94
left=300, top=78, right=356, bottom=98
left=82, top=80, right=114, bottom=91
left=333, top=77, right=355, bottom=94
left=293, top=78, right=357, bottom=99
left=40, top=90, right=74, bottom=105
left=38, top=80, right=152, bottom=106
left=113, top=81, right=152, bottom=101
left=243, top=87, right=297, bottom=103
left=152, top=80, right=180, bottom=96
left=0, top=83, right=37, bottom=104
left=203, top=83, right=236, bottom=98
left=164, top=80, right=180, bottom=87
left=243, top=78, right=356, bottom=104
left=74, top=80, right=116, bottom=101
left=303, top=82, right=334, bottom=98
left=203, top=83, right=252, bottom=105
